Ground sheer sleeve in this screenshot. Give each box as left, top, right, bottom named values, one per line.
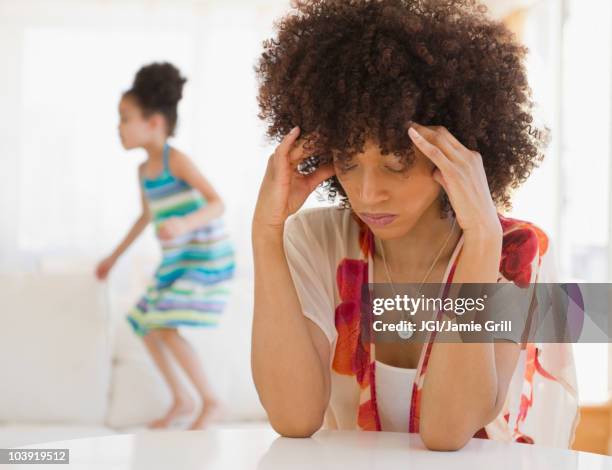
left=504, top=236, right=580, bottom=447
left=283, top=212, right=338, bottom=345
left=528, top=237, right=580, bottom=447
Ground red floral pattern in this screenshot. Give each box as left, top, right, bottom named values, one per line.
left=331, top=211, right=559, bottom=443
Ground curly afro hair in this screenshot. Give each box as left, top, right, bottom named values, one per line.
left=125, top=61, right=187, bottom=137
left=255, top=0, right=550, bottom=216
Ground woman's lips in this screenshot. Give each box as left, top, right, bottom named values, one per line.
left=359, top=213, right=398, bottom=227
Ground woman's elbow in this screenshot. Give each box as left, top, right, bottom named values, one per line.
left=269, top=413, right=324, bottom=438
left=419, top=420, right=471, bottom=451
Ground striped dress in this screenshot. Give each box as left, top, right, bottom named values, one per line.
left=127, top=142, right=235, bottom=336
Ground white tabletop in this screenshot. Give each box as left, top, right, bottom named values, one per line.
left=12, top=427, right=612, bottom=469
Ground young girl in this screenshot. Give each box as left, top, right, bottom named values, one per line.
left=96, top=62, right=235, bottom=430
left=251, top=0, right=578, bottom=451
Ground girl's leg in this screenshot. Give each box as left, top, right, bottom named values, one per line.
left=142, top=329, right=196, bottom=428
left=158, top=328, right=221, bottom=430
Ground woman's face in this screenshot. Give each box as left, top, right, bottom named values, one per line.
left=118, top=95, right=155, bottom=149
left=334, top=139, right=442, bottom=239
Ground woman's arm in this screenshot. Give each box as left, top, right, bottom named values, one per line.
left=252, top=225, right=331, bottom=437
left=419, top=232, right=521, bottom=450
left=407, top=123, right=521, bottom=451
left=251, top=127, right=336, bottom=437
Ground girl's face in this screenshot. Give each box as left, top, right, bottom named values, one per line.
left=334, top=139, right=442, bottom=239
left=117, top=95, right=157, bottom=149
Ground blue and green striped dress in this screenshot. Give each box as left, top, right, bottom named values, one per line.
left=127, top=142, right=235, bottom=336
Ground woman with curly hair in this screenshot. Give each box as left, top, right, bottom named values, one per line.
left=250, top=0, right=578, bottom=451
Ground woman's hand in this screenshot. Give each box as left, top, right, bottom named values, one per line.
left=408, top=124, right=509, bottom=450
left=407, top=122, right=502, bottom=240
left=252, top=126, right=335, bottom=233
left=157, top=216, right=190, bottom=240
left=95, top=255, right=116, bottom=280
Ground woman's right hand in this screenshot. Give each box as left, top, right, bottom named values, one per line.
left=252, top=127, right=335, bottom=234
left=95, top=255, right=116, bottom=280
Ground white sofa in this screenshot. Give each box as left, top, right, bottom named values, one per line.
left=0, top=271, right=271, bottom=448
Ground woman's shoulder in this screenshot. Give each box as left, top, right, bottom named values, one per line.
left=496, top=213, right=553, bottom=285
left=284, top=206, right=359, bottom=252
left=285, top=205, right=354, bottom=229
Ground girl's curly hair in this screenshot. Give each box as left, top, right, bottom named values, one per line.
left=125, top=62, right=187, bottom=137
left=255, top=0, right=549, bottom=216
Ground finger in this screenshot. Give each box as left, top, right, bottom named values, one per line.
left=432, top=167, right=448, bottom=192
left=288, top=138, right=310, bottom=164
left=410, top=124, right=459, bottom=162
left=413, top=122, right=466, bottom=153
left=288, top=130, right=324, bottom=164
left=275, top=127, right=301, bottom=163
left=302, top=163, right=336, bottom=191
left=408, top=126, right=454, bottom=174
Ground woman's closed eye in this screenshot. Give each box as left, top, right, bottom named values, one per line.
left=333, top=156, right=357, bottom=174
left=384, top=164, right=405, bottom=174
left=337, top=163, right=407, bottom=175
left=384, top=155, right=408, bottom=174
left=339, top=164, right=357, bottom=174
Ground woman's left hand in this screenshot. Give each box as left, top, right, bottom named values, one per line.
left=407, top=122, right=502, bottom=240
left=157, top=216, right=190, bottom=240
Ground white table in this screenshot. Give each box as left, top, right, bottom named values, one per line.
left=10, top=427, right=612, bottom=469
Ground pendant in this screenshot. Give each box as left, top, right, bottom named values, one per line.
left=398, top=322, right=414, bottom=340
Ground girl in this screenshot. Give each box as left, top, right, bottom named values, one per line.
left=251, top=0, right=578, bottom=451
left=96, top=62, right=235, bottom=430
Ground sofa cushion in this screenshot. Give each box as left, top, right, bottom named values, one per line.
left=0, top=273, right=112, bottom=425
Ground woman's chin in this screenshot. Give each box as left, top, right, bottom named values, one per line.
left=368, top=218, right=421, bottom=241
left=366, top=221, right=402, bottom=239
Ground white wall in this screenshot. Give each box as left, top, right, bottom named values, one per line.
left=0, top=0, right=609, bottom=404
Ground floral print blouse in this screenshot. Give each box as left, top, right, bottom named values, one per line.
left=283, top=206, right=579, bottom=447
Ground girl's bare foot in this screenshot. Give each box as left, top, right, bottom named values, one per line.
left=188, top=398, right=224, bottom=430
left=148, top=396, right=197, bottom=429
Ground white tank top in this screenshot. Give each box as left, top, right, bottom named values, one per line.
left=375, top=360, right=417, bottom=432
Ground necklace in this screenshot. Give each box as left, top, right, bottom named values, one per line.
left=376, top=216, right=458, bottom=339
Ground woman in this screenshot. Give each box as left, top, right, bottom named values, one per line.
left=250, top=0, right=578, bottom=451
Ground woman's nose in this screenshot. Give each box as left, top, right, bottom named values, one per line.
left=358, top=172, right=387, bottom=204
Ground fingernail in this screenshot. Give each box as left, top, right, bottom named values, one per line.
left=408, top=127, right=420, bottom=139
left=290, top=126, right=300, bottom=134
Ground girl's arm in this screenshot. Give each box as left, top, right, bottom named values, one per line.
left=168, top=150, right=225, bottom=230
left=96, top=166, right=151, bottom=280
left=109, top=165, right=152, bottom=260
